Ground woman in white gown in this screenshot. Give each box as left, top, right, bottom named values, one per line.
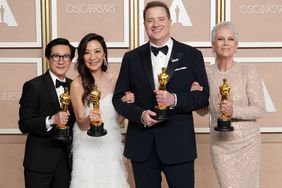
left=70, top=33, right=133, bottom=188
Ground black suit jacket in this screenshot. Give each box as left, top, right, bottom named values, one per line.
left=18, top=71, right=75, bottom=173
left=113, top=39, right=209, bottom=164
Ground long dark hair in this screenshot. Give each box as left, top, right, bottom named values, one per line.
left=76, top=33, right=108, bottom=103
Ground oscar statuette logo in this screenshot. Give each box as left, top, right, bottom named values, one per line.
left=215, top=78, right=234, bottom=132
left=154, top=67, right=170, bottom=121
left=54, top=87, right=71, bottom=141
left=87, top=85, right=107, bottom=137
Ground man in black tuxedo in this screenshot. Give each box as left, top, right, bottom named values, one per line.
left=19, top=38, right=76, bottom=188
left=113, top=1, right=209, bottom=188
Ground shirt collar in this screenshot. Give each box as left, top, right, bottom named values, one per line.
left=49, top=70, right=66, bottom=86
left=150, top=38, right=173, bottom=50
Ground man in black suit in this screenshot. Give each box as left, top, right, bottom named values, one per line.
left=19, top=38, right=76, bottom=188
left=113, top=1, right=209, bottom=187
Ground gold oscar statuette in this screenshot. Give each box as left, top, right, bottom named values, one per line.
left=154, top=67, right=170, bottom=121
left=215, top=78, right=234, bottom=132
left=53, top=87, right=71, bottom=141
left=87, top=85, right=107, bottom=137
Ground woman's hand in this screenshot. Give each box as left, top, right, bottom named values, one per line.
left=118, top=91, right=134, bottom=125
left=220, top=100, right=233, bottom=117
left=118, top=115, right=126, bottom=126
left=121, top=91, right=135, bottom=103
left=190, top=81, right=203, bottom=91
left=88, top=110, right=101, bottom=122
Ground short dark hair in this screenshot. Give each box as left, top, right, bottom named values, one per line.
left=45, top=38, right=75, bottom=60
left=143, top=1, right=171, bottom=20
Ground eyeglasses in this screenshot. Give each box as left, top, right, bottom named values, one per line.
left=50, top=54, right=71, bottom=62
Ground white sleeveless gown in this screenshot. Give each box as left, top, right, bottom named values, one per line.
left=70, top=94, right=129, bottom=188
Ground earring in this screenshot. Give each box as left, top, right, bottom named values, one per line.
left=103, top=57, right=108, bottom=67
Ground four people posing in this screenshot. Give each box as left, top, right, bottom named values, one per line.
left=18, top=1, right=265, bottom=188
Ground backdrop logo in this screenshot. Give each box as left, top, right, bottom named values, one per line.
left=239, top=4, right=282, bottom=14
left=0, top=0, right=17, bottom=26
left=170, top=0, right=192, bottom=26
left=65, top=3, right=116, bottom=14
left=0, top=91, right=21, bottom=101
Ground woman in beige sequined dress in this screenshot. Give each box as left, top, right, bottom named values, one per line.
left=192, top=22, right=265, bottom=188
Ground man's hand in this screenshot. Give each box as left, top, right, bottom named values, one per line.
left=155, top=90, right=175, bottom=107
left=141, top=110, right=160, bottom=127
left=52, top=111, right=70, bottom=125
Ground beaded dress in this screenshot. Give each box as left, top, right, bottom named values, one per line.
left=207, top=63, right=265, bottom=188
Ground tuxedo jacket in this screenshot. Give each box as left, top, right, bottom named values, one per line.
left=19, top=71, right=75, bottom=173
left=113, top=39, right=209, bottom=164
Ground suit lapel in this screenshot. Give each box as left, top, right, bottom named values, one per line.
left=167, top=40, right=184, bottom=80
left=44, top=71, right=61, bottom=111
left=139, top=40, right=184, bottom=90
left=139, top=43, right=155, bottom=91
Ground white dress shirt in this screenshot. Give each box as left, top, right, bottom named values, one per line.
left=45, top=71, right=67, bottom=131
left=150, top=38, right=173, bottom=89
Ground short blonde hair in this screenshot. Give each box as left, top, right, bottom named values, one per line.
left=211, top=21, right=238, bottom=43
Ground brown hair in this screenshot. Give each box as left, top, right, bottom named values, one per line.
left=143, top=1, right=171, bottom=20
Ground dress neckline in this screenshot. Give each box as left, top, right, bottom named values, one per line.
left=100, top=93, right=113, bottom=101
left=215, top=61, right=237, bottom=74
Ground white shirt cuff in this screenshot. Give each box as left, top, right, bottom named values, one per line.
left=140, top=111, right=147, bottom=127
left=170, top=93, right=177, bottom=109
left=46, top=116, right=54, bottom=131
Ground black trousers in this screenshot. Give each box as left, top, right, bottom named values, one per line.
left=131, top=144, right=195, bottom=188
left=24, top=152, right=71, bottom=188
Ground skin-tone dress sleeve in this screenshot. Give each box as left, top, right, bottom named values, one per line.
left=232, top=65, right=265, bottom=120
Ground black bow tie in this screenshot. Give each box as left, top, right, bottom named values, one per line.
left=151, top=45, right=168, bottom=56
left=55, top=79, right=68, bottom=88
